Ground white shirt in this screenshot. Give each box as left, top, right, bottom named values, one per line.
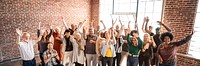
left=18, top=40, right=35, bottom=60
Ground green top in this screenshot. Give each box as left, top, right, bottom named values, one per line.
left=127, top=34, right=143, bottom=55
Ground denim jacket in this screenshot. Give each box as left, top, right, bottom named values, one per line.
left=101, top=39, right=116, bottom=57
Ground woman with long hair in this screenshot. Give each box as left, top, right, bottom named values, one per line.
left=139, top=33, right=156, bottom=66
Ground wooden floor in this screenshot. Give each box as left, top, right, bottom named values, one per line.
left=0, top=56, right=41, bottom=66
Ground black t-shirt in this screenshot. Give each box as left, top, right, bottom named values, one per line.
left=122, top=35, right=129, bottom=52
left=139, top=46, right=153, bottom=59
left=69, top=28, right=74, bottom=35
left=153, top=34, right=162, bottom=53
left=64, top=36, right=73, bottom=51
left=149, top=32, right=155, bottom=36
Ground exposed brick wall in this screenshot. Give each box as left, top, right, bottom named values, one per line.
left=0, top=0, right=92, bottom=62
left=163, top=0, right=200, bottom=66
left=163, top=0, right=198, bottom=54
left=177, top=53, right=200, bottom=66
left=91, top=0, right=99, bottom=29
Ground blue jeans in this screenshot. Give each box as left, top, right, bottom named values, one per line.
left=23, top=58, right=36, bottom=66
left=102, top=57, right=113, bottom=66
left=127, top=56, right=139, bottom=66
left=159, top=62, right=176, bottom=66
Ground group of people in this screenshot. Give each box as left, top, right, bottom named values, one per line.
left=16, top=17, right=194, bottom=66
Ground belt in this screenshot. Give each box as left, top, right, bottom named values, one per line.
left=23, top=58, right=35, bottom=62
left=129, top=54, right=139, bottom=57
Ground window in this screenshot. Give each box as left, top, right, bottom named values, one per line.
left=100, top=0, right=163, bottom=38
left=188, top=1, right=200, bottom=59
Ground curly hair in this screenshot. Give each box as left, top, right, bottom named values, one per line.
left=160, top=32, right=174, bottom=42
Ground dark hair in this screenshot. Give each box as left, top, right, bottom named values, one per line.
left=64, top=29, right=71, bottom=34
left=130, top=30, right=138, bottom=36
left=48, top=42, right=53, bottom=45
left=101, top=31, right=106, bottom=38
left=160, top=32, right=174, bottom=42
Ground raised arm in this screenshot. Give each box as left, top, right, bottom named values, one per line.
left=158, top=20, right=172, bottom=32
left=100, top=20, right=106, bottom=30
left=111, top=28, right=116, bottom=45
left=37, top=22, right=41, bottom=38
left=137, top=37, right=144, bottom=49
left=144, top=17, right=151, bottom=34
left=46, top=25, right=53, bottom=39
left=128, top=21, right=131, bottom=30
left=173, top=31, right=193, bottom=46
left=126, top=27, right=131, bottom=44
left=150, top=36, right=157, bottom=48
left=117, top=25, right=124, bottom=38
left=78, top=19, right=87, bottom=30
left=119, top=19, right=123, bottom=27
left=112, top=18, right=117, bottom=27
left=142, top=17, right=147, bottom=33
left=16, top=28, right=22, bottom=46
left=61, top=17, right=69, bottom=29
left=135, top=21, right=139, bottom=34
left=83, top=27, right=87, bottom=40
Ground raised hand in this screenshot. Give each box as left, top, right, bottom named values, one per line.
left=144, top=17, right=147, bottom=22
left=79, top=22, right=83, bottom=25
left=128, top=21, right=131, bottom=24
left=83, top=27, right=86, bottom=33
left=121, top=25, right=125, bottom=30
left=16, top=28, right=22, bottom=36
left=144, top=17, right=149, bottom=22
left=100, top=20, right=103, bottom=23
left=38, top=22, right=41, bottom=29
left=157, top=21, right=163, bottom=25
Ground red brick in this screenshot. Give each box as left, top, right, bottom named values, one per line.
left=0, top=0, right=95, bottom=62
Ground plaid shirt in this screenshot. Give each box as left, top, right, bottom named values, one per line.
left=43, top=49, right=58, bottom=66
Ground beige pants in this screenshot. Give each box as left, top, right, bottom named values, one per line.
left=86, top=54, right=97, bottom=66
left=120, top=51, right=129, bottom=66
left=63, top=51, right=73, bottom=66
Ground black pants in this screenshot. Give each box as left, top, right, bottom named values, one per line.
left=74, top=62, right=84, bottom=66
left=23, top=58, right=36, bottom=66
left=112, top=53, right=121, bottom=66
left=139, top=56, right=150, bottom=66
left=151, top=53, right=159, bottom=66
left=39, top=53, right=45, bottom=66
left=53, top=64, right=63, bottom=66
left=102, top=57, right=113, bottom=66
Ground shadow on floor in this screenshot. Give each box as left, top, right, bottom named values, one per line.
left=0, top=56, right=41, bottom=66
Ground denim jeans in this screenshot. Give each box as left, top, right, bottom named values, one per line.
left=127, top=56, right=139, bottom=66
left=113, top=53, right=121, bottom=66
left=102, top=57, right=113, bottom=66
left=23, top=58, right=36, bottom=66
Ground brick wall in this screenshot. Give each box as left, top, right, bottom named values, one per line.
left=91, top=0, right=99, bottom=29
left=163, top=0, right=198, bottom=54
left=163, top=0, right=200, bottom=66
left=0, top=0, right=93, bottom=62
left=177, top=53, right=200, bottom=66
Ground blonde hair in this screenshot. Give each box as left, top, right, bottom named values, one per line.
left=143, top=33, right=151, bottom=45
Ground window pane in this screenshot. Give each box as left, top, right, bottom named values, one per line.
left=114, top=0, right=137, bottom=13
left=188, top=13, right=200, bottom=59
